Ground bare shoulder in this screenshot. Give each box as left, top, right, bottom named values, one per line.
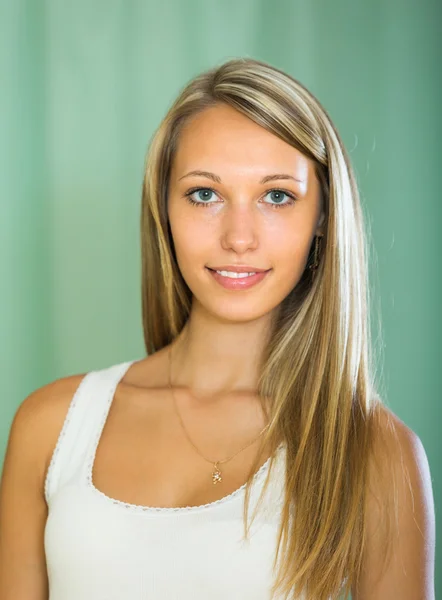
left=369, top=404, right=433, bottom=500
left=5, top=372, right=88, bottom=488
left=0, top=372, right=87, bottom=598
left=352, top=403, right=436, bottom=599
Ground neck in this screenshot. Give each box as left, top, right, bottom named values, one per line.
left=170, top=302, right=276, bottom=401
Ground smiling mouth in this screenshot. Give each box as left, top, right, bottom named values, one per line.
left=205, top=266, right=271, bottom=289
left=207, top=268, right=259, bottom=276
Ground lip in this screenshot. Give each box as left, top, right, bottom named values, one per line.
left=206, top=267, right=271, bottom=290
left=207, top=265, right=270, bottom=273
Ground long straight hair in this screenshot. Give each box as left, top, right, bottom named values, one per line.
left=140, top=57, right=395, bottom=600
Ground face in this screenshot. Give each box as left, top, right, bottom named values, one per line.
left=167, top=103, right=325, bottom=323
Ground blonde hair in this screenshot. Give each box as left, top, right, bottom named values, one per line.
left=140, top=57, right=394, bottom=600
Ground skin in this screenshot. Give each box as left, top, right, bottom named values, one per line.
left=167, top=102, right=325, bottom=400
left=0, top=102, right=435, bottom=598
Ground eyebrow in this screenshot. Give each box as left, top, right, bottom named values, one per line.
left=178, top=170, right=304, bottom=184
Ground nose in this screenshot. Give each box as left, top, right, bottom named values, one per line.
left=220, top=202, right=259, bottom=254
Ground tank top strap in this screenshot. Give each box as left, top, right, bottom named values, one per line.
left=44, top=360, right=135, bottom=505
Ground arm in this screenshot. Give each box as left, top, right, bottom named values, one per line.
left=0, top=375, right=84, bottom=599
left=352, top=409, right=436, bottom=600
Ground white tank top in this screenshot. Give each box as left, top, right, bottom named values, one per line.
left=44, top=360, right=292, bottom=600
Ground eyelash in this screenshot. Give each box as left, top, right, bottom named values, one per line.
left=183, top=187, right=297, bottom=210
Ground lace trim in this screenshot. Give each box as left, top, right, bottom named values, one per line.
left=44, top=370, right=96, bottom=504
left=85, top=362, right=284, bottom=514
left=88, top=446, right=283, bottom=514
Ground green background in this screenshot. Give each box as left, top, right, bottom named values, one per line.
left=1, top=0, right=440, bottom=594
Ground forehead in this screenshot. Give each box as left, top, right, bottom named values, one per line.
left=170, top=103, right=313, bottom=183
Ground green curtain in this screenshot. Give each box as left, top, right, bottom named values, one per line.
left=1, top=0, right=440, bottom=592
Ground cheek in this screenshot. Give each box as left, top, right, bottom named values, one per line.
left=269, top=227, right=312, bottom=273
left=169, top=205, right=314, bottom=278
left=168, top=214, right=214, bottom=283
left=170, top=217, right=212, bottom=262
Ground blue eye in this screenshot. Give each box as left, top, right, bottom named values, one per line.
left=184, top=187, right=297, bottom=209
left=185, top=188, right=217, bottom=205
left=263, top=189, right=296, bottom=208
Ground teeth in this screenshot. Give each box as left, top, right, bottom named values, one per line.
left=216, top=270, right=256, bottom=278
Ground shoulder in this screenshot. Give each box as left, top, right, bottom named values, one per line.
left=0, top=373, right=88, bottom=596
left=5, top=373, right=88, bottom=488
left=369, top=404, right=433, bottom=502
left=352, top=404, right=436, bottom=599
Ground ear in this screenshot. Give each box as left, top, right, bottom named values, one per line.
left=316, top=211, right=325, bottom=236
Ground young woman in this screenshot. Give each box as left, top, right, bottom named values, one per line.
left=0, top=58, right=435, bottom=600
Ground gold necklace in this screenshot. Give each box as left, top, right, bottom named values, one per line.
left=168, top=344, right=270, bottom=485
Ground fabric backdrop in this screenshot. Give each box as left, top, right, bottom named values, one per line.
left=1, top=0, right=440, bottom=592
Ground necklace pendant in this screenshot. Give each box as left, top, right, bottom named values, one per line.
left=212, top=463, right=222, bottom=485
